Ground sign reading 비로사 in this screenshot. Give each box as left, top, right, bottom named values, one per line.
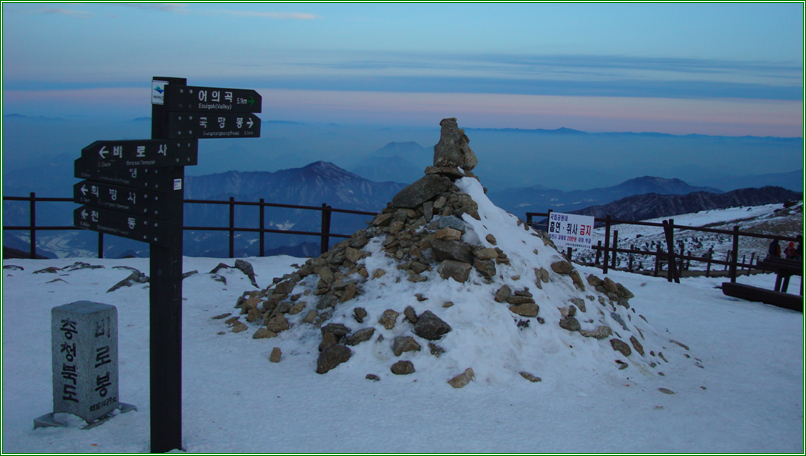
left=547, top=212, right=595, bottom=249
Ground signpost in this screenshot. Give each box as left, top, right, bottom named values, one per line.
left=72, top=76, right=262, bottom=453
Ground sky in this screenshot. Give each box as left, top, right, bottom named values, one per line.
left=2, top=2, right=804, bottom=136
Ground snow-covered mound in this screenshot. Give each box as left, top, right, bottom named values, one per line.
left=223, top=119, right=700, bottom=386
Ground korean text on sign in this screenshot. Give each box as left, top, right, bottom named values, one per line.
left=547, top=212, right=596, bottom=250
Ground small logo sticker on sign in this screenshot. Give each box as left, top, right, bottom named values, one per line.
left=173, top=179, right=182, bottom=190
left=152, top=80, right=167, bottom=105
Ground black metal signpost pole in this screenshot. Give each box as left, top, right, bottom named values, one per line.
left=150, top=76, right=186, bottom=453
left=74, top=76, right=260, bottom=453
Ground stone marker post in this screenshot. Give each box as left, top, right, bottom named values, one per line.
left=35, top=301, right=135, bottom=429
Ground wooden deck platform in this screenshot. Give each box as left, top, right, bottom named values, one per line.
left=721, top=282, right=802, bottom=312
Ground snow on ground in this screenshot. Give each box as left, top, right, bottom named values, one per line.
left=3, top=252, right=803, bottom=453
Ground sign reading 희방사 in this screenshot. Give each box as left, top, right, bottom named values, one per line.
left=547, top=212, right=595, bottom=249
left=73, top=180, right=169, bottom=219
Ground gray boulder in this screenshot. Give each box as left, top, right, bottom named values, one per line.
left=393, top=336, right=422, bottom=356
left=345, top=327, right=376, bottom=346
left=413, top=310, right=452, bottom=340
left=559, top=317, right=580, bottom=332
left=391, top=360, right=415, bottom=375
left=316, top=345, right=352, bottom=374
left=438, top=215, right=466, bottom=231
left=392, top=174, right=452, bottom=209
left=431, top=239, right=474, bottom=264
left=437, top=260, right=472, bottom=283
left=610, top=338, right=632, bottom=357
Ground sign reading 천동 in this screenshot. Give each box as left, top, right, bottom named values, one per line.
left=547, top=212, right=595, bottom=249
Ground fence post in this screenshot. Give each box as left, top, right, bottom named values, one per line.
left=611, top=229, right=619, bottom=270
left=229, top=197, right=235, bottom=259
left=662, top=220, right=680, bottom=283
left=628, top=245, right=633, bottom=271
left=595, top=241, right=602, bottom=265
left=749, top=252, right=755, bottom=272
left=259, top=199, right=265, bottom=257
left=98, top=233, right=104, bottom=259
left=566, top=247, right=572, bottom=262
left=320, top=204, right=332, bottom=255
left=729, top=226, right=739, bottom=283
left=29, top=192, right=36, bottom=259
left=724, top=251, right=730, bottom=271
left=706, top=254, right=712, bottom=278
left=526, top=213, right=532, bottom=229
left=602, top=215, right=611, bottom=274
left=654, top=245, right=661, bottom=277
left=546, top=209, right=553, bottom=233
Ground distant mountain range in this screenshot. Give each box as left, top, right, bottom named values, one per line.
left=486, top=176, right=723, bottom=220
left=571, top=186, right=802, bottom=222
left=2, top=144, right=802, bottom=258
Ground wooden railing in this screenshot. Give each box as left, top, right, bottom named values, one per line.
left=526, top=211, right=801, bottom=284
left=3, top=193, right=378, bottom=259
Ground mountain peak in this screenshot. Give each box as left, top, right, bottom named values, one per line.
left=613, top=176, right=722, bottom=195
left=372, top=141, right=428, bottom=157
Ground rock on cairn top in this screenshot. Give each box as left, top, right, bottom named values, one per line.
left=222, top=118, right=697, bottom=389
left=433, top=117, right=478, bottom=171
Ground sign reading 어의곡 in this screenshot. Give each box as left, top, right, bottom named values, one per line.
left=547, top=212, right=595, bottom=249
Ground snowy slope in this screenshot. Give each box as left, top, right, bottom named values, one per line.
left=3, top=192, right=804, bottom=453
left=2, top=257, right=802, bottom=453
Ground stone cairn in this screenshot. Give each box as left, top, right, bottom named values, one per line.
left=222, top=118, right=695, bottom=386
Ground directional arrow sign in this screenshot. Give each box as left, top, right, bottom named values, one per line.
left=167, top=112, right=261, bottom=139
left=73, top=180, right=170, bottom=220
left=75, top=158, right=176, bottom=193
left=164, top=85, right=261, bottom=113
left=81, top=139, right=198, bottom=168
left=74, top=205, right=168, bottom=247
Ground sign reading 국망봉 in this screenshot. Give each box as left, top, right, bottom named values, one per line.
left=548, top=212, right=595, bottom=249
left=166, top=112, right=261, bottom=139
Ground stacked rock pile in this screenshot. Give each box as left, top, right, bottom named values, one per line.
left=222, top=118, right=697, bottom=386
